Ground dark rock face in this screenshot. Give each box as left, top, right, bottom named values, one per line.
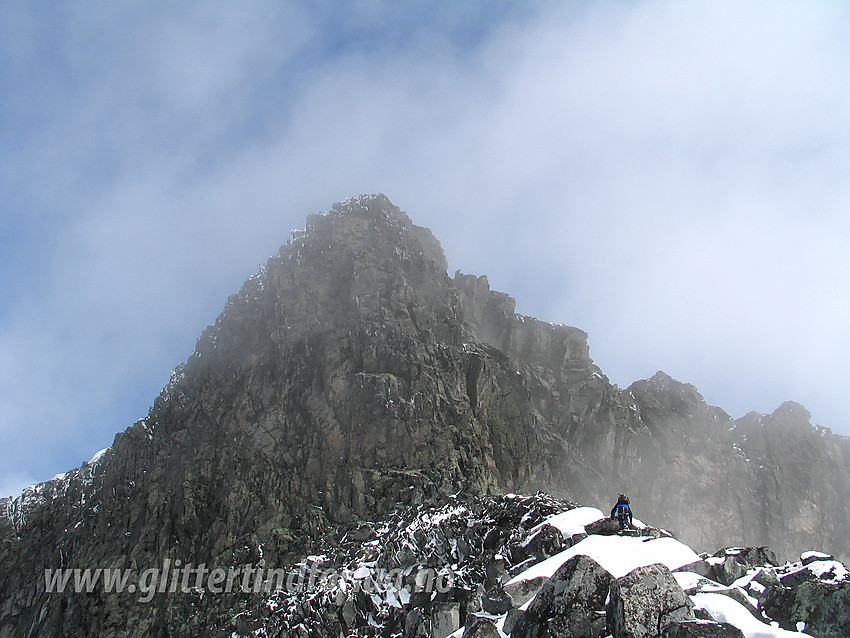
left=607, top=563, right=694, bottom=638
left=708, top=547, right=778, bottom=586
left=515, top=524, right=564, bottom=563
left=481, top=588, right=513, bottom=615
left=504, top=576, right=548, bottom=609
left=512, top=555, right=612, bottom=638
left=585, top=518, right=622, bottom=536
left=662, top=620, right=744, bottom=638
left=763, top=579, right=850, bottom=638
left=1, top=194, right=850, bottom=636
left=455, top=273, right=850, bottom=563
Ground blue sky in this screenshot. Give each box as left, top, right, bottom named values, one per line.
left=2, top=1, right=849, bottom=498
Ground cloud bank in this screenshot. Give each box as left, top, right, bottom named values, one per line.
left=1, top=1, right=849, bottom=496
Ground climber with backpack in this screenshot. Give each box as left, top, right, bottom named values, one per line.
left=611, top=494, right=633, bottom=532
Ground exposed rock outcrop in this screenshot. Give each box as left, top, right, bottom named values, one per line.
left=607, top=563, right=694, bottom=638
left=511, top=555, right=612, bottom=638
left=585, top=518, right=622, bottom=536
left=761, top=555, right=850, bottom=638
left=706, top=547, right=779, bottom=586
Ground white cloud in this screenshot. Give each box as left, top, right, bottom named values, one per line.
left=2, top=1, right=849, bottom=493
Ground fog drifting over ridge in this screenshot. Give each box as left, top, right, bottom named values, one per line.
left=1, top=1, right=849, bottom=498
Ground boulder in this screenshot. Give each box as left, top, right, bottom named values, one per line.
left=464, top=586, right=484, bottom=615
left=512, top=554, right=613, bottom=638
left=693, top=609, right=715, bottom=622
left=640, top=527, right=674, bottom=539
left=404, top=609, right=429, bottom=638
left=517, top=524, right=564, bottom=561
left=509, top=557, right=540, bottom=577
left=662, top=620, right=744, bottom=637
left=565, top=532, right=589, bottom=548
left=505, top=576, right=548, bottom=608
left=432, top=602, right=461, bottom=638
left=585, top=518, right=622, bottom=536
left=340, top=598, right=357, bottom=630
left=708, top=547, right=780, bottom=586
left=762, top=579, right=850, bottom=638
left=752, top=567, right=779, bottom=589
left=802, top=551, right=834, bottom=565
left=484, top=556, right=508, bottom=589
left=462, top=618, right=501, bottom=638
left=607, top=563, right=694, bottom=638
left=779, top=567, right=818, bottom=589
left=707, top=557, right=743, bottom=587
left=712, top=547, right=778, bottom=569
left=481, top=587, right=513, bottom=615
left=503, top=608, right=526, bottom=636
left=483, top=526, right=507, bottom=552
left=780, top=560, right=849, bottom=588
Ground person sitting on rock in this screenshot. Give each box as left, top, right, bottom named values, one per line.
left=611, top=494, right=633, bottom=532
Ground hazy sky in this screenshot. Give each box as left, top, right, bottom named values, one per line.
left=2, top=1, right=849, bottom=498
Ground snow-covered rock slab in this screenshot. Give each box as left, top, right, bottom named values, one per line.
left=802, top=560, right=849, bottom=583
left=800, top=551, right=833, bottom=565
left=508, top=533, right=701, bottom=584
left=692, top=592, right=812, bottom=638
left=530, top=506, right=605, bottom=539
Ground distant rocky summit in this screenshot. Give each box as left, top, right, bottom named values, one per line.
left=1, top=194, right=848, bottom=637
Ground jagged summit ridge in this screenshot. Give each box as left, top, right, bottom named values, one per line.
left=198, top=192, right=448, bottom=346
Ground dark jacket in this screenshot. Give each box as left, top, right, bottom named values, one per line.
left=611, top=501, right=633, bottom=525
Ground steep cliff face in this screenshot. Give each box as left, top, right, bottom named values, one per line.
left=0, top=195, right=542, bottom=636
left=1, top=194, right=848, bottom=637
left=453, top=270, right=850, bottom=559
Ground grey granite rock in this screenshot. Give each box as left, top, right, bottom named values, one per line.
left=607, top=563, right=694, bottom=638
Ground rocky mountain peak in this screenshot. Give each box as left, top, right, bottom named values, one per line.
left=326, top=192, right=412, bottom=230
left=319, top=193, right=448, bottom=272
left=736, top=402, right=814, bottom=438
left=771, top=401, right=813, bottom=428
left=626, top=370, right=718, bottom=425
left=632, top=370, right=701, bottom=396
left=2, top=196, right=849, bottom=638
left=180, top=194, right=456, bottom=381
